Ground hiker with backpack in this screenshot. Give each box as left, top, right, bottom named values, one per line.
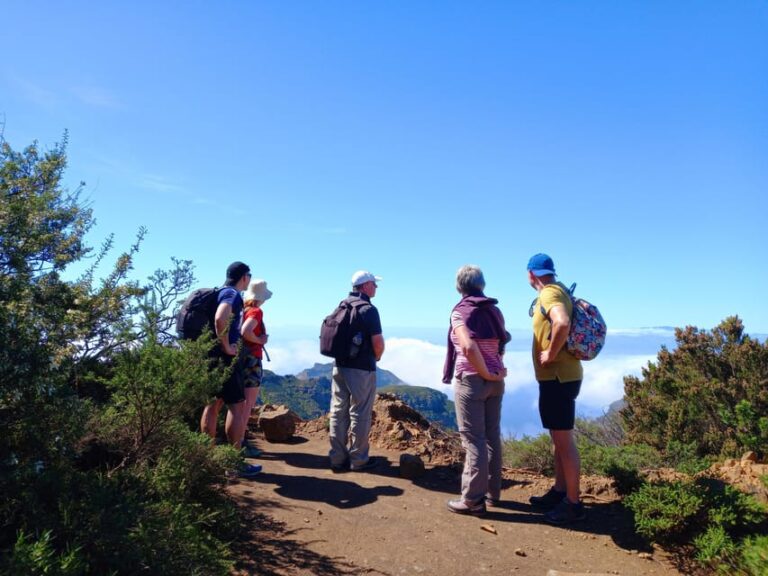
left=442, top=265, right=508, bottom=516
left=322, top=270, right=385, bottom=473
left=238, top=278, right=273, bottom=459
left=526, top=253, right=587, bottom=523
left=197, top=261, right=261, bottom=478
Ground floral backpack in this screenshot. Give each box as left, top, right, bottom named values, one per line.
left=534, top=283, right=607, bottom=361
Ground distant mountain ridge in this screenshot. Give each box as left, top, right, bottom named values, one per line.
left=263, top=362, right=456, bottom=430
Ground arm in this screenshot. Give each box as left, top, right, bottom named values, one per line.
left=539, top=304, right=570, bottom=366
left=371, top=333, right=385, bottom=361
left=241, top=316, right=268, bottom=345
left=454, top=324, right=506, bottom=381
left=214, top=301, right=237, bottom=356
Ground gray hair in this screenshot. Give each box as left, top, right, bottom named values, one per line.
left=456, top=264, right=485, bottom=295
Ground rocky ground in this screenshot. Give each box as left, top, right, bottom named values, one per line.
left=225, top=396, right=697, bottom=576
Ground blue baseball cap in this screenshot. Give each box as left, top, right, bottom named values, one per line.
left=527, top=253, right=556, bottom=277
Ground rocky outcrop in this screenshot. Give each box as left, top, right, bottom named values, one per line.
left=707, top=452, right=768, bottom=503
left=368, top=393, right=463, bottom=465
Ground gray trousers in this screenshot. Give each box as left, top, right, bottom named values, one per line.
left=329, top=366, right=377, bottom=468
left=454, top=373, right=505, bottom=504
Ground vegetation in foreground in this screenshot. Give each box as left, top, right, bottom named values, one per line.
left=503, top=317, right=768, bottom=575
left=1, top=136, right=243, bottom=574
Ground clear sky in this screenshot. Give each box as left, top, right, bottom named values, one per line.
left=3, top=1, right=767, bottom=338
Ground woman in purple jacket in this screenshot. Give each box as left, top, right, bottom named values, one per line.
left=443, top=265, right=508, bottom=515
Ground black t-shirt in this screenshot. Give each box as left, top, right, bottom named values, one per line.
left=335, top=292, right=382, bottom=372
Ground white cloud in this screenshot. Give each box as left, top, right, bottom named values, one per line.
left=264, top=336, right=657, bottom=421
left=607, top=327, right=675, bottom=337
left=377, top=337, right=451, bottom=395
left=70, top=85, right=122, bottom=109
left=580, top=354, right=655, bottom=411
left=14, top=77, right=57, bottom=109
left=265, top=339, right=326, bottom=376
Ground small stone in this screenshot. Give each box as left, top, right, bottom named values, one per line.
left=480, top=524, right=497, bottom=534
left=638, top=552, right=653, bottom=559
left=742, top=451, right=758, bottom=463
left=514, top=548, right=526, bottom=557
left=303, top=518, right=310, bottom=523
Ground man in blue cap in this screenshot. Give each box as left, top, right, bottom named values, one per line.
left=526, top=253, right=585, bottom=523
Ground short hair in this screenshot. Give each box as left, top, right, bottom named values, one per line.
left=456, top=265, right=485, bottom=295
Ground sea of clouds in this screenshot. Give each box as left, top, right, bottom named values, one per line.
left=264, top=327, right=675, bottom=437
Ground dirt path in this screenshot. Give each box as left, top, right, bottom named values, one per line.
left=228, top=432, right=683, bottom=576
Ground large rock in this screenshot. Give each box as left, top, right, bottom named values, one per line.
left=259, top=405, right=301, bottom=442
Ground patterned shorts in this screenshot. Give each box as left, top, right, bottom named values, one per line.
left=243, top=355, right=263, bottom=388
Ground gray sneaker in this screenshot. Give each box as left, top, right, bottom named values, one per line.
left=529, top=487, right=566, bottom=509
left=447, top=499, right=486, bottom=516
left=544, top=497, right=586, bottom=524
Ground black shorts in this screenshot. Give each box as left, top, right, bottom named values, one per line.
left=538, top=379, right=581, bottom=430
left=209, top=350, right=245, bottom=404
left=243, top=355, right=263, bottom=388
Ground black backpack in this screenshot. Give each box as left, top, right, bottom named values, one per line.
left=176, top=287, right=221, bottom=340
left=319, top=297, right=370, bottom=359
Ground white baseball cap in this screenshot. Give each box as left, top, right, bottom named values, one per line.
left=351, top=270, right=382, bottom=287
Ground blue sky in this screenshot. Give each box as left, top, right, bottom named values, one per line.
left=3, top=2, right=767, bottom=432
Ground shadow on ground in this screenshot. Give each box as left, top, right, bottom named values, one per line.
left=232, top=501, right=390, bottom=576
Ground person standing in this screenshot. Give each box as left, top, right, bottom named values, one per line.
left=239, top=278, right=272, bottom=458
left=526, top=253, right=585, bottom=523
left=199, top=261, right=261, bottom=478
left=328, top=270, right=385, bottom=473
left=443, top=265, right=507, bottom=516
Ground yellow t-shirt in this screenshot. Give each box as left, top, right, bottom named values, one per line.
left=531, top=282, right=583, bottom=383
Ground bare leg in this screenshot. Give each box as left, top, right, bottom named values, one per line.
left=240, top=387, right=260, bottom=445
left=201, top=398, right=224, bottom=441
left=225, top=400, right=246, bottom=448
left=550, top=429, right=581, bottom=502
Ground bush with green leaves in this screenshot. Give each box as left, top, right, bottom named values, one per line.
left=0, top=136, right=244, bottom=574
left=502, top=434, right=554, bottom=475
left=622, top=317, right=768, bottom=459
left=625, top=477, right=768, bottom=574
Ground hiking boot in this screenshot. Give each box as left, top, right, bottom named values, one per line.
left=350, top=456, right=381, bottom=472
left=529, top=487, right=566, bottom=509
left=447, top=498, right=486, bottom=516
left=544, top=497, right=586, bottom=524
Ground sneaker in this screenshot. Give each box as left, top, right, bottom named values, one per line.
left=447, top=498, right=486, bottom=516
left=330, top=459, right=349, bottom=473
left=485, top=496, right=499, bottom=508
left=529, top=487, right=567, bottom=509
left=241, top=444, right=262, bottom=458
left=544, top=497, right=586, bottom=524
left=350, top=456, right=381, bottom=472
left=237, top=463, right=263, bottom=478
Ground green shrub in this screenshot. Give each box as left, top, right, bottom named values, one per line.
left=502, top=434, right=554, bottom=475
left=579, top=442, right=661, bottom=494
left=622, top=317, right=768, bottom=459
left=663, top=440, right=712, bottom=474
left=693, top=525, right=737, bottom=570
left=624, top=481, right=704, bottom=541
left=741, top=535, right=768, bottom=576
left=6, top=530, right=86, bottom=576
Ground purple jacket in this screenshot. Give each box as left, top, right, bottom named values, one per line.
left=442, top=294, right=508, bottom=383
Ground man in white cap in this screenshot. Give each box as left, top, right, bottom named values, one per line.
left=329, top=270, right=385, bottom=472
